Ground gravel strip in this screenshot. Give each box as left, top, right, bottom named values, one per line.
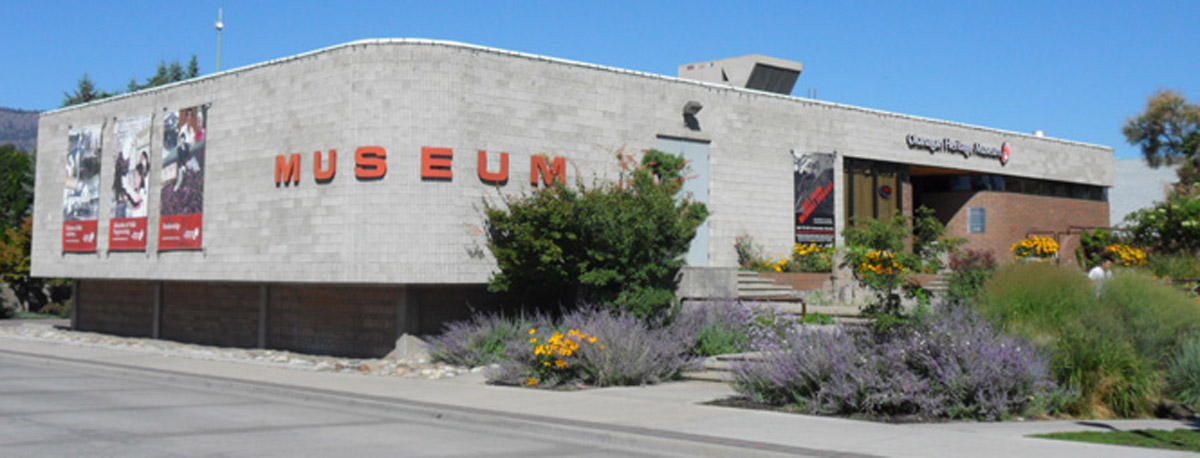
left=0, top=322, right=486, bottom=380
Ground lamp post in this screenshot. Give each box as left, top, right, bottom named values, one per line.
left=215, top=8, right=224, bottom=72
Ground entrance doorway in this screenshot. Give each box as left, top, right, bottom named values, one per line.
left=843, top=158, right=907, bottom=228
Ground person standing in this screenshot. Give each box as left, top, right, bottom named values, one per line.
left=1088, top=254, right=1114, bottom=295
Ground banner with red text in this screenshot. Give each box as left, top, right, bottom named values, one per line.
left=159, top=105, right=207, bottom=251
left=63, top=124, right=102, bottom=252
left=110, top=115, right=151, bottom=251
left=793, top=151, right=835, bottom=244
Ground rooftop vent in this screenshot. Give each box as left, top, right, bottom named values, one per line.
left=678, top=55, right=803, bottom=95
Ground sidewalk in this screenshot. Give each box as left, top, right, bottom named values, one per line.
left=1, top=322, right=1195, bottom=457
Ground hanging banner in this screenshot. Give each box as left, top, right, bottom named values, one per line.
left=109, top=116, right=152, bottom=251
left=793, top=151, right=835, bottom=244
left=158, top=105, right=207, bottom=251
left=63, top=124, right=103, bottom=252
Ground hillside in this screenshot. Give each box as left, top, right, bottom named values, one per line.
left=0, top=107, right=39, bottom=152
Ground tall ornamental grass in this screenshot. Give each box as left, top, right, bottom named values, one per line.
left=978, top=262, right=1200, bottom=417
left=1167, top=336, right=1200, bottom=407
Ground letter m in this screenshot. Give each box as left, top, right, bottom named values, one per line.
left=275, top=153, right=301, bottom=186
left=530, top=155, right=566, bottom=187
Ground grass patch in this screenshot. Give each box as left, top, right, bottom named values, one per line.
left=1033, top=429, right=1200, bottom=452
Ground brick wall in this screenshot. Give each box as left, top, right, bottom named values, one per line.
left=74, top=280, right=504, bottom=358
left=921, top=191, right=1109, bottom=264
left=160, top=282, right=259, bottom=348
left=267, top=284, right=399, bottom=358
left=75, top=280, right=153, bottom=337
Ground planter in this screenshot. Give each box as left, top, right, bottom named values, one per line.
left=760, top=272, right=833, bottom=292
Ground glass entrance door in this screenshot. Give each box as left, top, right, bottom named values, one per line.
left=844, top=159, right=905, bottom=227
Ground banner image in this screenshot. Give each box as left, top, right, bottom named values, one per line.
left=63, top=124, right=103, bottom=252
left=109, top=116, right=152, bottom=251
left=793, top=151, right=835, bottom=244
left=159, top=105, right=207, bottom=251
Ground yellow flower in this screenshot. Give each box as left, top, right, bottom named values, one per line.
left=529, top=328, right=536, bottom=335
left=529, top=337, right=538, bottom=343
left=525, top=377, right=538, bottom=386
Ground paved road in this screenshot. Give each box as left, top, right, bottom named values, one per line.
left=0, top=353, right=694, bottom=458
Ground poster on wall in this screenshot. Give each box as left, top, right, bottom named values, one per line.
left=62, top=124, right=103, bottom=252
left=158, top=105, right=207, bottom=251
left=793, top=151, right=835, bottom=244
left=109, top=116, right=152, bottom=251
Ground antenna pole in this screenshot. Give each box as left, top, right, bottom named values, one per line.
left=215, top=8, right=224, bottom=72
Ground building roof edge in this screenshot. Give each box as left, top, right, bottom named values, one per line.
left=42, top=38, right=1113, bottom=153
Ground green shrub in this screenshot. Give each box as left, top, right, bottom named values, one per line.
left=692, top=321, right=751, bottom=356
left=1076, top=228, right=1121, bottom=269
left=841, top=216, right=920, bottom=316
left=799, top=312, right=834, bottom=325
left=912, top=206, right=963, bottom=272
left=39, top=300, right=71, bottom=319
left=1167, top=336, right=1200, bottom=407
left=1124, top=192, right=1200, bottom=254
left=485, top=150, right=708, bottom=319
left=947, top=249, right=996, bottom=303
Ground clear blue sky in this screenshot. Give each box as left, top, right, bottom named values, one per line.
left=4, top=0, right=1197, bottom=160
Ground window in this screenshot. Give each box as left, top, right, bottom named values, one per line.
left=912, top=173, right=1106, bottom=202
left=968, top=207, right=986, bottom=234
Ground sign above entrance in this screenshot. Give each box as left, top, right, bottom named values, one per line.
left=905, top=134, right=1009, bottom=166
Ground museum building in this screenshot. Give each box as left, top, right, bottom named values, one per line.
left=32, top=40, right=1113, bottom=357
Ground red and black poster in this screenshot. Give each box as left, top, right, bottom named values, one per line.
left=62, top=124, right=102, bottom=252
left=159, top=105, right=207, bottom=251
left=793, top=151, right=835, bottom=244
left=110, top=115, right=151, bottom=251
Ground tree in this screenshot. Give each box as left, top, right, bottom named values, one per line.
left=0, top=216, right=47, bottom=314
left=0, top=144, right=33, bottom=238
left=485, top=150, right=708, bottom=319
left=61, top=73, right=113, bottom=107
left=186, top=54, right=200, bottom=78
left=1123, top=90, right=1200, bottom=196
left=123, top=56, right=202, bottom=94
left=167, top=61, right=184, bottom=82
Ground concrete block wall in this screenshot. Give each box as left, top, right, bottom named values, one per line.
left=34, top=39, right=1113, bottom=285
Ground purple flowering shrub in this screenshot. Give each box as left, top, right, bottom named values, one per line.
left=562, top=307, right=699, bottom=386
left=676, top=300, right=814, bottom=356
left=485, top=307, right=699, bottom=387
left=428, top=313, right=549, bottom=367
left=733, top=305, right=1055, bottom=420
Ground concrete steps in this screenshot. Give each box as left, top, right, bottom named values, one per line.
left=736, top=271, right=800, bottom=301
left=924, top=270, right=952, bottom=298
left=682, top=352, right=764, bottom=383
